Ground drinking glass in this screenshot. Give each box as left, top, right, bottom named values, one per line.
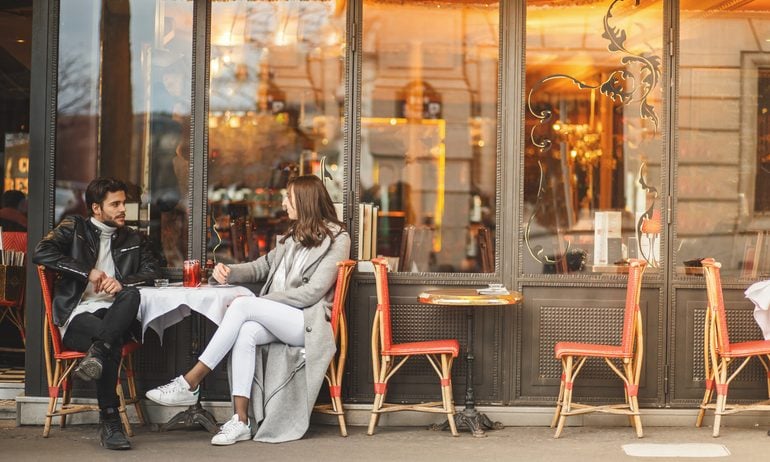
left=183, top=259, right=201, bottom=287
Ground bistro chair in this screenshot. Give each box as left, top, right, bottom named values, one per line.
left=552, top=259, right=647, bottom=438
left=367, top=257, right=460, bottom=436
left=0, top=231, right=27, bottom=348
left=37, top=265, right=144, bottom=437
left=696, top=258, right=770, bottom=437
left=313, top=259, right=356, bottom=436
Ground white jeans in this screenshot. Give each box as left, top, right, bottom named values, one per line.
left=197, top=296, right=305, bottom=398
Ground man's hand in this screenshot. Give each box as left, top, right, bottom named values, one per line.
left=101, top=277, right=123, bottom=296
left=88, top=269, right=107, bottom=293
left=212, top=263, right=231, bottom=285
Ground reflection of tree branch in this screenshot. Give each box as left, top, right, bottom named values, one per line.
left=57, top=53, right=95, bottom=114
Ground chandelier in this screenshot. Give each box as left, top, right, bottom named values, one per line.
left=551, top=121, right=602, bottom=168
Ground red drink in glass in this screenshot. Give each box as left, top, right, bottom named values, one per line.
left=183, top=260, right=201, bottom=287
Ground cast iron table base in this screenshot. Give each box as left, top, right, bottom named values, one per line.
left=157, top=402, right=218, bottom=433
left=431, top=408, right=504, bottom=438
left=430, top=308, right=503, bottom=437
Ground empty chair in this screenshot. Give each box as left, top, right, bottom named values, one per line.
left=696, top=258, right=770, bottom=437
left=552, top=259, right=647, bottom=438
left=367, top=257, right=460, bottom=436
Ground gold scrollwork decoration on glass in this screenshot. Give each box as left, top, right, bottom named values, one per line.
left=636, top=162, right=659, bottom=268
left=525, top=160, right=572, bottom=268
left=528, top=0, right=661, bottom=154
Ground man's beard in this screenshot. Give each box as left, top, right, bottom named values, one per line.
left=102, top=216, right=125, bottom=228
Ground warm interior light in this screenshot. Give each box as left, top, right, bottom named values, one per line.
left=275, top=16, right=298, bottom=46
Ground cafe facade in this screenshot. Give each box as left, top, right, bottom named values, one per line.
left=19, top=0, right=770, bottom=424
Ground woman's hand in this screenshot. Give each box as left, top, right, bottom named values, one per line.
left=212, top=263, right=231, bottom=285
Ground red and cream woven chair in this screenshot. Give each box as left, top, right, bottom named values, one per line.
left=38, top=265, right=144, bottom=437
left=367, top=258, right=460, bottom=436
left=552, top=259, right=647, bottom=438
left=696, top=258, right=770, bottom=437
left=313, top=259, right=356, bottom=436
left=0, top=231, right=27, bottom=347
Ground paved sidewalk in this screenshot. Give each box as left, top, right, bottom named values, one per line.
left=2, top=419, right=770, bottom=461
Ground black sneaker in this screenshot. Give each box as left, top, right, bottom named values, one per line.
left=74, top=341, right=108, bottom=381
left=99, top=408, right=131, bottom=450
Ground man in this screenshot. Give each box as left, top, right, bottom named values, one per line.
left=34, top=177, right=160, bottom=450
left=0, top=189, right=27, bottom=231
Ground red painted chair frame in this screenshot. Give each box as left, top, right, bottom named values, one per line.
left=38, top=265, right=144, bottom=437
left=552, top=259, right=647, bottom=438
left=0, top=232, right=27, bottom=348
left=313, top=259, right=356, bottom=436
left=696, top=258, right=770, bottom=437
left=367, top=258, right=460, bottom=436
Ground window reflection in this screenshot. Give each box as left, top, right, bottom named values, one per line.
left=207, top=0, right=346, bottom=263
left=524, top=0, right=664, bottom=275
left=677, top=0, right=770, bottom=278
left=55, top=0, right=193, bottom=267
left=361, top=0, right=500, bottom=273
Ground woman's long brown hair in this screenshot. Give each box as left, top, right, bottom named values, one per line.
left=280, top=175, right=345, bottom=247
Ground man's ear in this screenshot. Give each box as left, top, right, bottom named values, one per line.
left=91, top=202, right=101, bottom=216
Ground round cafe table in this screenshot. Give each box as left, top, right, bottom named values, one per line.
left=418, top=288, right=522, bottom=437
left=138, top=283, right=256, bottom=432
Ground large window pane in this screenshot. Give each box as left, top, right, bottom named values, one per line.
left=0, top=2, right=31, bottom=204
left=524, top=0, right=664, bottom=275
left=361, top=0, right=500, bottom=273
left=207, top=0, right=346, bottom=263
left=55, top=0, right=193, bottom=267
left=677, top=1, right=770, bottom=279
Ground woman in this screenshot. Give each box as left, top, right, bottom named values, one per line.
left=146, top=175, right=350, bottom=444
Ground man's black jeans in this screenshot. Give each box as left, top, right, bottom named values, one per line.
left=62, top=287, right=141, bottom=410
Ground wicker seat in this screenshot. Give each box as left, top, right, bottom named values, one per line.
left=37, top=265, right=144, bottom=437
left=695, top=258, right=770, bottom=437
left=313, top=259, right=356, bottom=436
left=552, top=259, right=647, bottom=438
left=367, top=258, right=459, bottom=436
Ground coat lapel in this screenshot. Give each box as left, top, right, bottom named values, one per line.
left=300, top=236, right=332, bottom=276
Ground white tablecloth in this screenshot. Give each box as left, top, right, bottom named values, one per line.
left=745, top=279, right=770, bottom=340
left=138, top=284, right=256, bottom=343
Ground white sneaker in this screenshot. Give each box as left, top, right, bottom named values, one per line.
left=211, top=415, right=251, bottom=446
left=145, top=375, right=200, bottom=406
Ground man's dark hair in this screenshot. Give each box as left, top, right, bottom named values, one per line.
left=1, top=190, right=25, bottom=209
left=85, top=177, right=128, bottom=216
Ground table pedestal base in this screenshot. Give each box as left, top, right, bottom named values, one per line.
left=156, top=403, right=219, bottom=434
left=430, top=408, right=504, bottom=438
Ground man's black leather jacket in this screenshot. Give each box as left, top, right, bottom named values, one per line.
left=33, top=215, right=161, bottom=326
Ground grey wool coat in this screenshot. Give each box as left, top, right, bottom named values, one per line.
left=222, top=224, right=350, bottom=443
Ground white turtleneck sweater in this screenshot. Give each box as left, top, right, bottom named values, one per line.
left=59, top=218, right=118, bottom=337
